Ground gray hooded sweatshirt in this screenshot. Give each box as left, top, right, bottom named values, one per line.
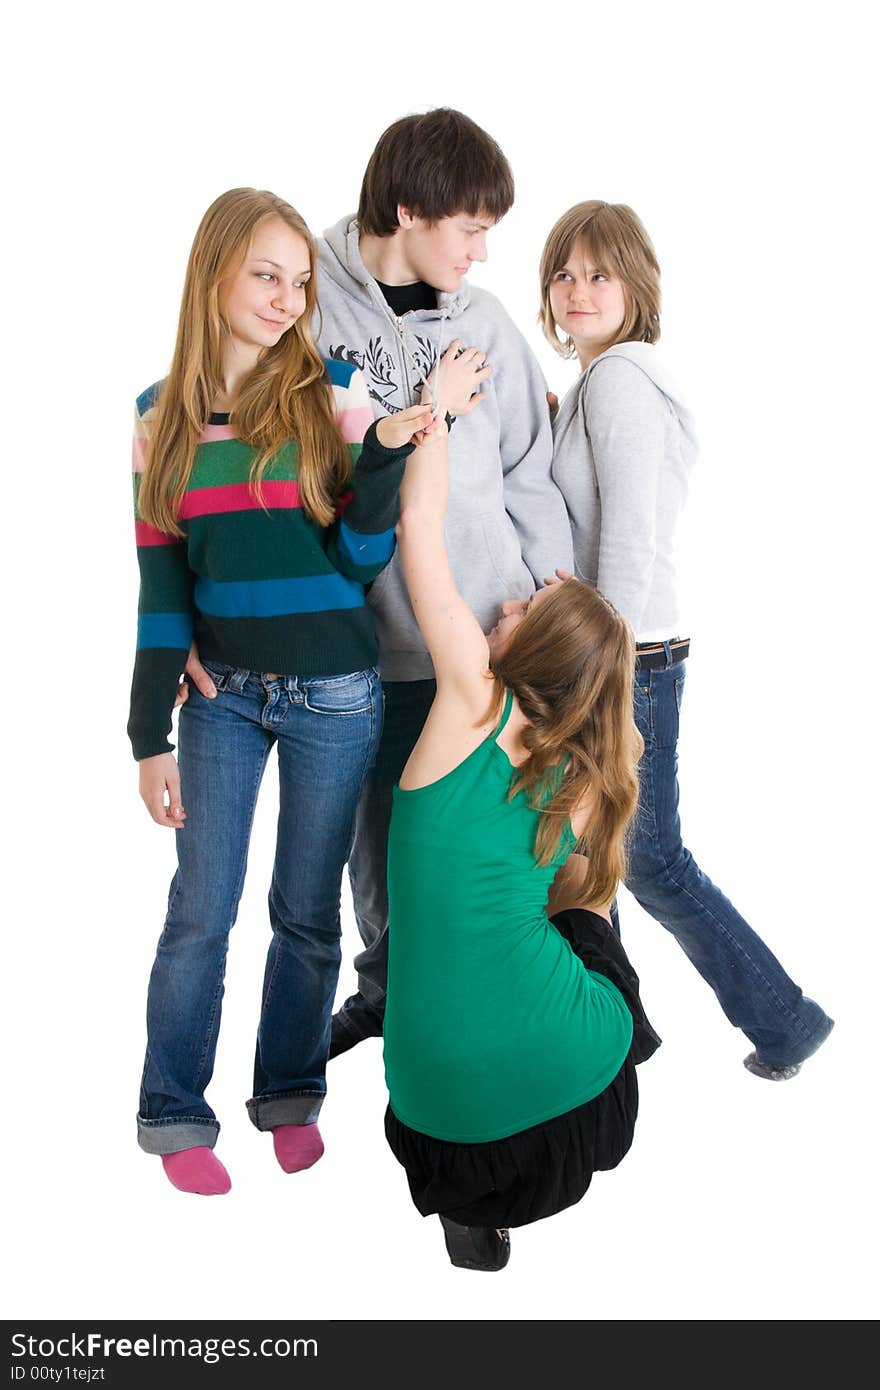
left=317, top=216, right=574, bottom=680
left=550, top=342, right=698, bottom=641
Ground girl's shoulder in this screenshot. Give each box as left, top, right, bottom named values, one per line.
left=135, top=379, right=165, bottom=424
left=581, top=345, right=698, bottom=457
left=133, top=382, right=165, bottom=461
left=582, top=343, right=689, bottom=418
left=324, top=357, right=373, bottom=443
left=323, top=355, right=360, bottom=391
left=582, top=342, right=662, bottom=394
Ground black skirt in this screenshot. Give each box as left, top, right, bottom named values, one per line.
left=384, top=909, right=661, bottom=1229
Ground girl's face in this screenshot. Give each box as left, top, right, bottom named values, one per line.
left=548, top=239, right=627, bottom=362
left=487, top=584, right=555, bottom=658
left=220, top=217, right=311, bottom=361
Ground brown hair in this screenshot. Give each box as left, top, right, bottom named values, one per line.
left=539, top=201, right=661, bottom=358
left=137, top=188, right=350, bottom=536
left=357, top=108, right=514, bottom=237
left=487, top=580, right=643, bottom=908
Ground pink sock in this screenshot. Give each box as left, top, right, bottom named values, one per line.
left=272, top=1124, right=324, bottom=1173
left=161, top=1147, right=231, bottom=1196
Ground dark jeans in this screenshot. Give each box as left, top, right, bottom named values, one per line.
left=347, top=679, right=436, bottom=1008
left=626, top=653, right=833, bottom=1067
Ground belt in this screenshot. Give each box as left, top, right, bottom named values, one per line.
left=635, top=638, right=690, bottom=671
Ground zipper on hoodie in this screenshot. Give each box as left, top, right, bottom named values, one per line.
left=392, top=312, right=416, bottom=407
left=394, top=308, right=449, bottom=409
left=377, top=291, right=439, bottom=409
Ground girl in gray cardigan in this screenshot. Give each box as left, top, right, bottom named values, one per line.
left=541, top=201, right=832, bottom=1079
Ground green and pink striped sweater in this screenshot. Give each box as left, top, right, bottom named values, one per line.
left=128, top=357, right=411, bottom=760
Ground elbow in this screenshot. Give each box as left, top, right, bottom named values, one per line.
left=396, top=504, right=442, bottom=539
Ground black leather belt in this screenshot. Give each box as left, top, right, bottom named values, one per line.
left=635, top=638, right=690, bottom=671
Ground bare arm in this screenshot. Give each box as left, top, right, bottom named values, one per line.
left=396, top=424, right=491, bottom=700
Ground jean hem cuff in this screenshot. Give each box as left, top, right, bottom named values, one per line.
left=756, top=1013, right=835, bottom=1069
left=246, top=1091, right=325, bottom=1130
left=137, top=1117, right=219, bottom=1155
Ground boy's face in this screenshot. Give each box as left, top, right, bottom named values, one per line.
left=398, top=209, right=495, bottom=292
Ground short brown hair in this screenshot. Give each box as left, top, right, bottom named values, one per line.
left=358, top=108, right=514, bottom=237
left=539, top=201, right=661, bottom=357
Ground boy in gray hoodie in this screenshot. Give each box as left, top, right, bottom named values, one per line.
left=183, top=111, right=573, bottom=1053
left=319, top=110, right=573, bottom=1052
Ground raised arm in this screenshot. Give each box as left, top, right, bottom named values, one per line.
left=395, top=424, right=491, bottom=697
left=324, top=365, right=422, bottom=584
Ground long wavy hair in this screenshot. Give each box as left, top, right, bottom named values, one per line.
left=138, top=187, right=351, bottom=536
left=486, top=579, right=643, bottom=907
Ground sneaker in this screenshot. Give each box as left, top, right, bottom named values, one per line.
left=328, top=993, right=384, bottom=1060
left=742, top=1051, right=802, bottom=1082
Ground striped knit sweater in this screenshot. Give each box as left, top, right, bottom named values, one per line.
left=128, top=357, right=412, bottom=761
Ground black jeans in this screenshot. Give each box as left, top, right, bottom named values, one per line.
left=346, top=679, right=437, bottom=1009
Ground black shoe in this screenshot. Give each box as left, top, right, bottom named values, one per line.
left=439, top=1216, right=511, bottom=1272
left=328, top=994, right=384, bottom=1060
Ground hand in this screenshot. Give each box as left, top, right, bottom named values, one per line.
left=139, top=753, right=186, bottom=829
left=376, top=403, right=440, bottom=451
left=541, top=568, right=574, bottom=588
left=547, top=390, right=559, bottom=417
left=174, top=643, right=217, bottom=709
left=424, top=340, right=492, bottom=417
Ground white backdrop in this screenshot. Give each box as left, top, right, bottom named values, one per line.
left=3, top=0, right=876, bottom=1324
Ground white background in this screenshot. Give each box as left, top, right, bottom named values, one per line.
left=3, top=0, right=877, bottom=1324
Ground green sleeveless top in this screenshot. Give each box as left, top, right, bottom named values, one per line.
left=383, top=690, right=633, bottom=1143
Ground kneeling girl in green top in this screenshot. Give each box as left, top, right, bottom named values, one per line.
left=383, top=372, right=661, bottom=1272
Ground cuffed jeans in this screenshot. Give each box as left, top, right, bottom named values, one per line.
left=627, top=652, right=833, bottom=1067
left=137, top=662, right=382, bottom=1155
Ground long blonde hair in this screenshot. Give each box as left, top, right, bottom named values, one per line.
left=138, top=188, right=350, bottom=536
left=539, top=200, right=661, bottom=359
left=487, top=579, right=643, bottom=907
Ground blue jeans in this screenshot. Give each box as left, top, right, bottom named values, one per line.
left=137, top=662, right=382, bottom=1154
left=347, top=679, right=437, bottom=1008
left=626, top=652, right=833, bottom=1067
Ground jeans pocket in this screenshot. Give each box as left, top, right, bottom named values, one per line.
left=633, top=679, right=653, bottom=739
left=302, top=669, right=375, bottom=716
left=199, top=659, right=232, bottom=692
left=652, top=672, right=682, bottom=750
